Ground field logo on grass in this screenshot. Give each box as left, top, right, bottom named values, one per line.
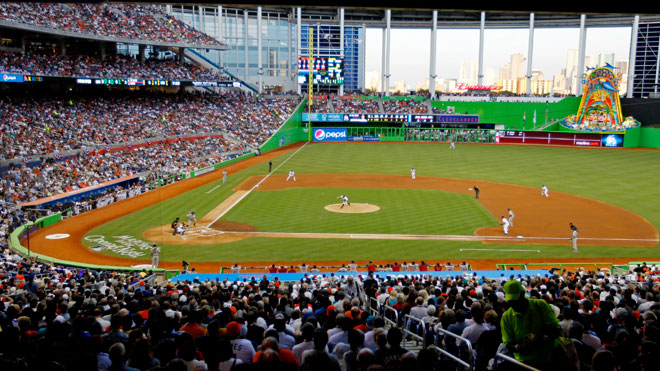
left=314, top=128, right=347, bottom=142
left=84, top=235, right=150, bottom=258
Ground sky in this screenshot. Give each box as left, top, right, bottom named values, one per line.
left=365, top=26, right=632, bottom=89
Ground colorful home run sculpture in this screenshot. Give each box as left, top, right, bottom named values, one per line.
left=562, top=65, right=639, bottom=131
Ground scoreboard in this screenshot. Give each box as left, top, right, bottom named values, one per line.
left=297, top=57, right=344, bottom=85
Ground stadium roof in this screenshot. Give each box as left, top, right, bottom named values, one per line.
left=173, top=3, right=660, bottom=28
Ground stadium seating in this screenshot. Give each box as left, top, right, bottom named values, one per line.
left=0, top=250, right=657, bottom=370
left=0, top=3, right=223, bottom=46
left=0, top=50, right=226, bottom=81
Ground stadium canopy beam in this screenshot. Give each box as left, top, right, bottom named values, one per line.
left=381, top=23, right=386, bottom=94
left=340, top=7, right=345, bottom=96
left=385, top=9, right=391, bottom=96
left=296, top=7, right=301, bottom=95
left=577, top=14, right=587, bottom=96
left=429, top=10, right=437, bottom=98
left=478, top=11, right=485, bottom=86
left=258, top=6, right=263, bottom=93
left=526, top=13, right=535, bottom=96
left=626, top=15, right=639, bottom=98
left=244, top=10, right=249, bottom=80
left=218, top=5, right=224, bottom=68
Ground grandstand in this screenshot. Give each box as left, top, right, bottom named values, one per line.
left=2, top=2, right=660, bottom=371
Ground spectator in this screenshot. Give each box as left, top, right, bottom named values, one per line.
left=501, top=279, right=562, bottom=368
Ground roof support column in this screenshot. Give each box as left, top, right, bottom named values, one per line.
left=526, top=13, right=535, bottom=96
left=257, top=6, right=263, bottom=93
left=385, top=9, right=391, bottom=96
left=626, top=15, right=639, bottom=98
left=577, top=14, right=587, bottom=96
left=478, top=11, right=485, bottom=85
left=296, top=8, right=301, bottom=95
left=339, top=8, right=345, bottom=96
left=429, top=10, right=437, bottom=98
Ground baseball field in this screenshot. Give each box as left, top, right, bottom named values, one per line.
left=28, top=141, right=660, bottom=271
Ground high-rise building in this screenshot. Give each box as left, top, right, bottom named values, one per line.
left=598, top=53, right=615, bottom=67
left=565, top=49, right=579, bottom=95
left=509, top=53, right=525, bottom=80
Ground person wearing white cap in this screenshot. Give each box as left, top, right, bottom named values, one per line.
left=150, top=244, right=160, bottom=269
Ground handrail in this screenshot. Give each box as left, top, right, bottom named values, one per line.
left=383, top=305, right=399, bottom=328
left=494, top=353, right=541, bottom=371
left=369, top=297, right=380, bottom=317
left=403, top=314, right=426, bottom=345
left=432, top=346, right=472, bottom=371
left=435, top=327, right=475, bottom=371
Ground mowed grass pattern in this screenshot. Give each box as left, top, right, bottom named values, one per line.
left=224, top=188, right=497, bottom=234
left=85, top=142, right=660, bottom=262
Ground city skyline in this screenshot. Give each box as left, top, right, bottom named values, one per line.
left=365, top=26, right=632, bottom=93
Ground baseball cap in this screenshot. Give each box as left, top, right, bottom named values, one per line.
left=503, top=280, right=524, bottom=301
left=226, top=321, right=241, bottom=337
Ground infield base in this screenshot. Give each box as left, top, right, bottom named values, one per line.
left=324, top=203, right=380, bottom=213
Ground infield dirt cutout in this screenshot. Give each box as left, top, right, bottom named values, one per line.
left=24, top=143, right=660, bottom=271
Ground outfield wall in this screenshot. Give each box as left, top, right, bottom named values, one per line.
left=260, top=100, right=308, bottom=153
left=431, top=97, right=580, bottom=129
left=640, top=128, right=660, bottom=148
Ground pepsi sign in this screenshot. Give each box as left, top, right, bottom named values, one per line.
left=313, top=128, right=347, bottom=142
left=1, top=73, right=24, bottom=83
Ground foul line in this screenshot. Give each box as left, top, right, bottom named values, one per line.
left=206, top=142, right=310, bottom=227
left=205, top=185, right=221, bottom=194
left=214, top=229, right=658, bottom=244
left=460, top=248, right=541, bottom=252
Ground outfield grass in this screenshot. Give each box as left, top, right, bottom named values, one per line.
left=85, top=142, right=660, bottom=263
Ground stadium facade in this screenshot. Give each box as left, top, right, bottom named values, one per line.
left=165, top=5, right=366, bottom=93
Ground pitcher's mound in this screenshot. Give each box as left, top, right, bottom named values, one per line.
left=325, top=203, right=380, bottom=213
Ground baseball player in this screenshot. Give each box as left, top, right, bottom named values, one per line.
left=171, top=217, right=180, bottom=236
left=187, top=211, right=196, bottom=228
left=507, top=208, right=515, bottom=227
left=410, top=168, right=416, bottom=180
left=570, top=222, right=579, bottom=252
left=223, top=170, right=228, bottom=184
left=449, top=138, right=456, bottom=149
left=176, top=221, right=186, bottom=235
left=541, top=184, right=549, bottom=197
left=286, top=170, right=296, bottom=182
left=501, top=215, right=510, bottom=235
left=473, top=185, right=480, bottom=199
left=338, top=194, right=350, bottom=209
left=150, top=244, right=160, bottom=269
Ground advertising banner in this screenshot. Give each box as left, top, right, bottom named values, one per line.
left=313, top=128, right=347, bottom=142
left=1, top=73, right=24, bottom=83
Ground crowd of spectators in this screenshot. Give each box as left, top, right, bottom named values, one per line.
left=0, top=251, right=658, bottom=371
left=0, top=3, right=223, bottom=46
left=332, top=97, right=380, bottom=114
left=0, top=50, right=225, bottom=81
left=0, top=91, right=297, bottom=160
left=309, top=96, right=330, bottom=113
left=1, top=136, right=234, bottom=204
left=380, top=100, right=428, bottom=114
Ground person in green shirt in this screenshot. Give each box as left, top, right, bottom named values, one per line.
left=501, top=279, right=562, bottom=369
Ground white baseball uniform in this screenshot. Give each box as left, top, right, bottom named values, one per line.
left=571, top=229, right=579, bottom=252
left=286, top=170, right=296, bottom=182
left=501, top=216, right=510, bottom=235
left=411, top=168, right=416, bottom=180
left=508, top=209, right=515, bottom=227
left=223, top=170, right=228, bottom=183
left=541, top=185, right=549, bottom=197
left=340, top=195, right=350, bottom=208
